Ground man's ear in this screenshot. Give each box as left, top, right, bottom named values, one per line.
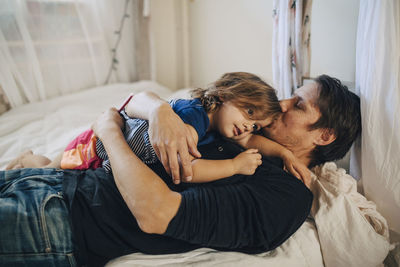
left=314, top=128, right=336, bottom=146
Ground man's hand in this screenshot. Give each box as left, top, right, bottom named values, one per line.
left=281, top=150, right=311, bottom=188
left=232, top=149, right=262, bottom=175
left=148, top=103, right=201, bottom=184
left=91, top=108, right=124, bottom=140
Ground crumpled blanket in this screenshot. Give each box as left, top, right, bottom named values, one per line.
left=310, top=162, right=393, bottom=267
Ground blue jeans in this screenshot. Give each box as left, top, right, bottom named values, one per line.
left=0, top=168, right=77, bottom=266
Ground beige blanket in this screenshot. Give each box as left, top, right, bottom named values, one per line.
left=311, top=162, right=392, bottom=267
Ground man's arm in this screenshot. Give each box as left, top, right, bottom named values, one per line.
left=125, top=92, right=201, bottom=183
left=92, top=108, right=181, bottom=234
left=94, top=112, right=312, bottom=251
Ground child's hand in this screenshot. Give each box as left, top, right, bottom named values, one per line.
left=233, top=149, right=262, bottom=175
left=281, top=151, right=311, bottom=188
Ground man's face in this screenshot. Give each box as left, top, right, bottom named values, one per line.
left=262, top=82, right=323, bottom=154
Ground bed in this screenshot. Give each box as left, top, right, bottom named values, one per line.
left=0, top=81, right=393, bottom=267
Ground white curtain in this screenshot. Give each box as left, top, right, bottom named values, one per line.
left=0, top=0, right=150, bottom=108
left=353, top=0, right=400, bottom=234
left=272, top=0, right=312, bottom=99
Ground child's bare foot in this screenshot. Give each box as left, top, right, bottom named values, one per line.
left=5, top=150, right=52, bottom=169
left=6, top=150, right=34, bottom=170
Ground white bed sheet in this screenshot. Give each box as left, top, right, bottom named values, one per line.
left=0, top=81, right=172, bottom=169
left=0, top=81, right=389, bottom=266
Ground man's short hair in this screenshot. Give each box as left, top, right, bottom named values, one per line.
left=309, top=75, right=361, bottom=167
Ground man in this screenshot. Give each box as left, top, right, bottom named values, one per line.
left=83, top=74, right=359, bottom=262
left=0, top=74, right=360, bottom=267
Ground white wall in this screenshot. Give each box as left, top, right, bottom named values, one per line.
left=151, top=0, right=360, bottom=90
left=150, top=0, right=181, bottom=90
left=188, top=0, right=274, bottom=88
left=309, top=0, right=360, bottom=83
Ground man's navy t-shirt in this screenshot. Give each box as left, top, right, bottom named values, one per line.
left=63, top=138, right=313, bottom=267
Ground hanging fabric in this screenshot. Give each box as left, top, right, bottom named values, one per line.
left=0, top=0, right=151, bottom=108
left=353, top=0, right=400, bottom=234
left=272, top=0, right=312, bottom=99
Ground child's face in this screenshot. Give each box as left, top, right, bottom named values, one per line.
left=212, top=101, right=272, bottom=141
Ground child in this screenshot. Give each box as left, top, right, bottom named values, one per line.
left=7, top=72, right=310, bottom=183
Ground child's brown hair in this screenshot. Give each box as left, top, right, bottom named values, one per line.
left=191, top=72, right=281, bottom=120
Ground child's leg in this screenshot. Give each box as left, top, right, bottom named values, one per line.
left=6, top=150, right=49, bottom=169
left=5, top=151, right=62, bottom=170
left=43, top=152, right=62, bottom=168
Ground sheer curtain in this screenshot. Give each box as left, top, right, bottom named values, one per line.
left=272, top=0, right=312, bottom=99
left=353, top=0, right=400, bottom=234
left=0, top=0, right=150, bottom=108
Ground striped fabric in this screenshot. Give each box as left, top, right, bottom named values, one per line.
left=96, top=111, right=158, bottom=173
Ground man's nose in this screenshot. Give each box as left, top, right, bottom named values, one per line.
left=279, top=99, right=292, bottom=112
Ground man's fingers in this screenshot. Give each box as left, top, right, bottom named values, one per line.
left=157, top=145, right=171, bottom=175
left=187, top=135, right=201, bottom=158
left=153, top=146, right=161, bottom=164
left=184, top=124, right=201, bottom=158
left=167, top=146, right=181, bottom=184
left=177, top=144, right=193, bottom=182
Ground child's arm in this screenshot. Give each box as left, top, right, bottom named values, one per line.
left=237, top=134, right=311, bottom=184
left=183, top=124, right=262, bottom=183
left=188, top=149, right=262, bottom=183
